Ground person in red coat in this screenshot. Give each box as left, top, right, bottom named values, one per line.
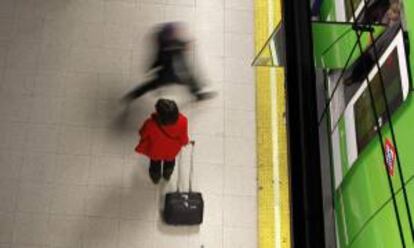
left=136, top=98, right=189, bottom=184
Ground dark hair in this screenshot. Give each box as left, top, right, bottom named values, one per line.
left=157, top=23, right=178, bottom=45
left=155, top=98, right=179, bottom=125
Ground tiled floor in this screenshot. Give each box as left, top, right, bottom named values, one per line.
left=0, top=0, right=256, bottom=247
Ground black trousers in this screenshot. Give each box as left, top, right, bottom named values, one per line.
left=149, top=159, right=176, bottom=183
left=124, top=69, right=203, bottom=102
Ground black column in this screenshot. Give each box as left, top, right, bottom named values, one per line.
left=283, top=0, right=325, bottom=247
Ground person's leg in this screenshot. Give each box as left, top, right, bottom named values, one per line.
left=122, top=78, right=164, bottom=103
left=185, top=75, right=203, bottom=95
left=149, top=160, right=162, bottom=184
left=162, top=159, right=176, bottom=180
left=175, top=74, right=217, bottom=100
left=174, top=57, right=217, bottom=101
left=173, top=55, right=204, bottom=95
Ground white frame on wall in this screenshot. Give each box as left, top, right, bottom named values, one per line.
left=343, top=29, right=409, bottom=166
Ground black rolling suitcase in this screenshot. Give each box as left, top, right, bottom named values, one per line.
left=163, top=141, right=204, bottom=225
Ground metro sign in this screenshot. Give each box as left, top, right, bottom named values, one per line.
left=384, top=138, right=396, bottom=177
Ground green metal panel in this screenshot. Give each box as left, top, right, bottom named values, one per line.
left=336, top=191, right=350, bottom=247
left=348, top=199, right=404, bottom=248
left=318, top=1, right=414, bottom=247
left=334, top=97, right=414, bottom=247
left=405, top=0, right=414, bottom=87
left=319, top=0, right=336, bottom=21
left=339, top=118, right=349, bottom=175
left=346, top=178, right=414, bottom=247
left=312, top=22, right=385, bottom=69
left=335, top=142, right=390, bottom=245
left=400, top=178, right=414, bottom=247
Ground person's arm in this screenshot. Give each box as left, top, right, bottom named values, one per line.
left=135, top=119, right=152, bottom=153
left=139, top=119, right=151, bottom=138
left=180, top=117, right=190, bottom=146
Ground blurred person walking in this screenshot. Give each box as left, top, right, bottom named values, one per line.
left=135, top=99, right=189, bottom=184
left=123, top=22, right=216, bottom=103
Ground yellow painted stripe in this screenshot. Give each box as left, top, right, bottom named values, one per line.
left=255, top=0, right=291, bottom=247
left=277, top=68, right=291, bottom=248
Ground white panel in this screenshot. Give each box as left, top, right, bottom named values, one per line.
left=332, top=127, right=343, bottom=189
left=345, top=106, right=358, bottom=166
left=342, top=29, right=409, bottom=167
left=335, top=0, right=346, bottom=22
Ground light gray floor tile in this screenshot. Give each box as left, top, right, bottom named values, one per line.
left=224, top=165, right=257, bottom=196
left=225, top=9, right=254, bottom=34
left=225, top=136, right=256, bottom=167
left=0, top=179, right=18, bottom=213
left=0, top=0, right=15, bottom=18
left=85, top=186, right=122, bottom=217
left=49, top=185, right=87, bottom=215
left=0, top=213, right=13, bottom=243
left=0, top=151, right=23, bottom=180
left=13, top=213, right=49, bottom=246
left=192, top=163, right=224, bottom=195
left=224, top=57, right=255, bottom=85
left=28, top=97, right=61, bottom=125
left=0, top=1, right=257, bottom=247
left=47, top=215, right=85, bottom=248
left=225, top=33, right=254, bottom=62
left=0, top=17, right=15, bottom=42
left=223, top=195, right=257, bottom=228
left=225, top=0, right=253, bottom=11
left=90, top=128, right=125, bottom=156
left=21, top=152, right=56, bottom=184
left=188, top=224, right=223, bottom=248
left=83, top=217, right=119, bottom=248
left=6, top=41, right=41, bottom=71
left=119, top=219, right=156, bottom=248
left=123, top=158, right=155, bottom=189
left=2, top=69, right=36, bottom=96
left=57, top=126, right=92, bottom=155
left=16, top=182, right=51, bottom=214
left=0, top=122, right=27, bottom=151
left=191, top=107, right=224, bottom=136
left=191, top=135, right=224, bottom=164
left=53, top=154, right=90, bottom=185
left=88, top=155, right=124, bottom=187
left=121, top=188, right=157, bottom=221
left=14, top=18, right=44, bottom=42
left=225, top=109, right=256, bottom=138
left=33, top=71, right=64, bottom=97
left=26, top=125, right=59, bottom=153
left=224, top=227, right=257, bottom=248
left=104, top=1, right=138, bottom=27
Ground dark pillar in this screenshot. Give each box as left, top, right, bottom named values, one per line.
left=283, top=0, right=326, bottom=247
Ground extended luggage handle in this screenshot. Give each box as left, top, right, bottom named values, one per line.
left=176, top=140, right=195, bottom=192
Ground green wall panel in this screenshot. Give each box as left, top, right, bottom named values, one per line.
left=318, top=0, right=414, bottom=247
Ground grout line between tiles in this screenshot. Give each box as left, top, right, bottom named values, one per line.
left=222, top=0, right=227, bottom=247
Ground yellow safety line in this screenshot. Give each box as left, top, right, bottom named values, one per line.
left=254, top=0, right=291, bottom=247
left=277, top=68, right=291, bottom=248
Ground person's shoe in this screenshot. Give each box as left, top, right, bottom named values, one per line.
left=163, top=170, right=173, bottom=181
left=195, top=91, right=218, bottom=101
left=149, top=173, right=161, bottom=184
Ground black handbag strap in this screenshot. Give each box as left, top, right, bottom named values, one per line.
left=176, top=141, right=195, bottom=192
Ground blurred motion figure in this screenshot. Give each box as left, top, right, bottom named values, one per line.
left=123, top=22, right=216, bottom=103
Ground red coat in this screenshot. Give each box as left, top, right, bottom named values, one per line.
left=135, top=113, right=189, bottom=160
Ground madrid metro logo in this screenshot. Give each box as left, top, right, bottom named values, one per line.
left=384, top=138, right=396, bottom=176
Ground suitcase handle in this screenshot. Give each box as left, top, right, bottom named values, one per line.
left=176, top=140, right=195, bottom=192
